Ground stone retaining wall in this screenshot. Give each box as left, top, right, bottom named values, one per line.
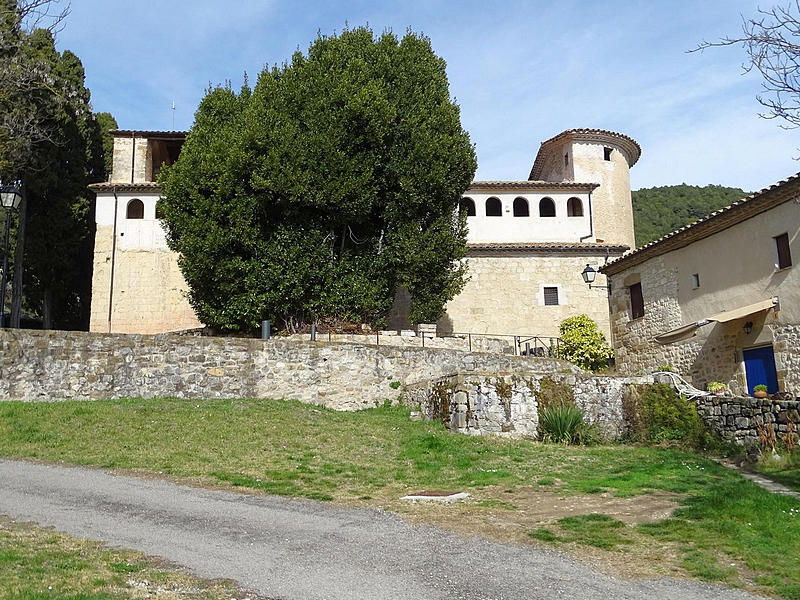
left=406, top=372, right=647, bottom=439
left=0, top=329, right=580, bottom=411
left=696, top=395, right=800, bottom=447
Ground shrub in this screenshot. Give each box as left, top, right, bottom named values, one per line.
left=624, top=383, right=706, bottom=447
left=557, top=315, right=613, bottom=372
left=538, top=405, right=601, bottom=445
left=754, top=384, right=768, bottom=393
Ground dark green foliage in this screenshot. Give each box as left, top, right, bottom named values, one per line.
left=0, top=2, right=111, bottom=329
left=632, top=184, right=747, bottom=247
left=93, top=112, right=118, bottom=178
left=624, top=383, right=706, bottom=445
left=160, top=26, right=476, bottom=331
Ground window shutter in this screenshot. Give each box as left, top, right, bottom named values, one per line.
left=629, top=282, right=644, bottom=319
left=776, top=233, right=792, bottom=269
left=544, top=287, right=559, bottom=306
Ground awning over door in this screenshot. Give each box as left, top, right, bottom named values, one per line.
left=653, top=297, right=777, bottom=345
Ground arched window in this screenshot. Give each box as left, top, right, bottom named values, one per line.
left=539, top=197, right=556, bottom=217
left=485, top=197, right=502, bottom=217
left=513, top=197, right=529, bottom=217
left=155, top=200, right=165, bottom=220
left=126, top=199, right=144, bottom=219
left=460, top=197, right=476, bottom=217
left=567, top=197, right=584, bottom=217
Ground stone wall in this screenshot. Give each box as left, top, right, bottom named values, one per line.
left=441, top=251, right=616, bottom=339
left=696, top=395, right=800, bottom=448
left=407, top=372, right=642, bottom=439
left=0, top=329, right=580, bottom=411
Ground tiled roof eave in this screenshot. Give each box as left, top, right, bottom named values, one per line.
left=468, top=180, right=599, bottom=192
left=529, top=128, right=642, bottom=180
left=600, top=172, right=800, bottom=276
left=110, top=129, right=187, bottom=138
left=468, top=242, right=629, bottom=254
left=88, top=182, right=162, bottom=194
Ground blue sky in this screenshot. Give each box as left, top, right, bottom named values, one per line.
left=57, top=0, right=798, bottom=192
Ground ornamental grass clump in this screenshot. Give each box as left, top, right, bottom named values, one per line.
left=538, top=405, right=600, bottom=445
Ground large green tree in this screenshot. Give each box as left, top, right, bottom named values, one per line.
left=1, top=1, right=110, bottom=329
left=161, top=27, right=476, bottom=332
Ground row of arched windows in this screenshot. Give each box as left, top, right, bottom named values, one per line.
left=460, top=196, right=584, bottom=218
left=126, top=199, right=164, bottom=220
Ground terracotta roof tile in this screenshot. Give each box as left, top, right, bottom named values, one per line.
left=468, top=180, right=599, bottom=191
left=529, top=128, right=641, bottom=180
left=89, top=182, right=162, bottom=193
left=468, top=242, right=629, bottom=253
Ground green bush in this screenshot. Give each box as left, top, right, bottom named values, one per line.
left=538, top=405, right=600, bottom=445
left=557, top=315, right=613, bottom=372
left=625, top=383, right=706, bottom=446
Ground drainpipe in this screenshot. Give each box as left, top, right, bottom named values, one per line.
left=579, top=190, right=594, bottom=242
left=107, top=186, right=119, bottom=333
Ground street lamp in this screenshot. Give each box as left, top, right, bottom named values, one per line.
left=580, top=263, right=610, bottom=291
left=0, top=184, right=23, bottom=328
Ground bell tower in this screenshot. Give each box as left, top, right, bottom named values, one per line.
left=529, top=128, right=640, bottom=249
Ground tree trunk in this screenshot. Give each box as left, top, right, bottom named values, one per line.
left=42, top=287, right=52, bottom=330
left=10, top=191, right=26, bottom=328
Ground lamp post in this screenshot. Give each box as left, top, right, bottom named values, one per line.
left=580, top=263, right=610, bottom=291
left=0, top=184, right=23, bottom=328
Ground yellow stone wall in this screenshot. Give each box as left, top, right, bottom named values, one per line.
left=89, top=224, right=201, bottom=334
left=439, top=252, right=614, bottom=338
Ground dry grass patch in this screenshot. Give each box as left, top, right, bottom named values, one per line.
left=0, top=516, right=256, bottom=599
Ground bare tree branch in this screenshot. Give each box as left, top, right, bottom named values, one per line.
left=692, top=1, right=800, bottom=128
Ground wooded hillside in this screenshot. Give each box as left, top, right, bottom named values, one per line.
left=632, top=184, right=748, bottom=247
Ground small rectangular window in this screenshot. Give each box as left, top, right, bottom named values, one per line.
left=543, top=287, right=559, bottom=306
left=629, top=282, right=644, bottom=319
left=603, top=147, right=612, bottom=161
left=692, top=273, right=700, bottom=288
left=564, top=153, right=569, bottom=166
left=776, top=233, right=792, bottom=269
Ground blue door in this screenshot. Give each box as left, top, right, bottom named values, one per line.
left=743, top=346, right=779, bottom=395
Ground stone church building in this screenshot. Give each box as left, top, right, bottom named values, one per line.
left=89, top=128, right=640, bottom=338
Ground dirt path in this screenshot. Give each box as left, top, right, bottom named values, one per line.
left=0, top=459, right=760, bottom=600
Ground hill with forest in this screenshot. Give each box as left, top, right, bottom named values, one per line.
left=631, top=184, right=749, bottom=247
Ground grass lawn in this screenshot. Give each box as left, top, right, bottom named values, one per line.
left=0, top=516, right=248, bottom=599
left=753, top=452, right=800, bottom=493
left=1, top=398, right=800, bottom=599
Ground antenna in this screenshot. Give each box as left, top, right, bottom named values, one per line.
left=171, top=100, right=175, bottom=129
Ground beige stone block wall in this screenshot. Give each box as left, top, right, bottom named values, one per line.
left=440, top=253, right=613, bottom=339
left=110, top=136, right=149, bottom=183
left=90, top=224, right=201, bottom=334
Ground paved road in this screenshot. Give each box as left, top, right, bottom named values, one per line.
left=0, top=459, right=759, bottom=600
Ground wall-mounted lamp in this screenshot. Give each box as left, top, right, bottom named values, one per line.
left=743, top=321, right=753, bottom=335
left=580, top=264, right=610, bottom=291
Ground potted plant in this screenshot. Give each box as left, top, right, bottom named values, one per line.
left=753, top=384, right=768, bottom=399
left=706, top=381, right=729, bottom=395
